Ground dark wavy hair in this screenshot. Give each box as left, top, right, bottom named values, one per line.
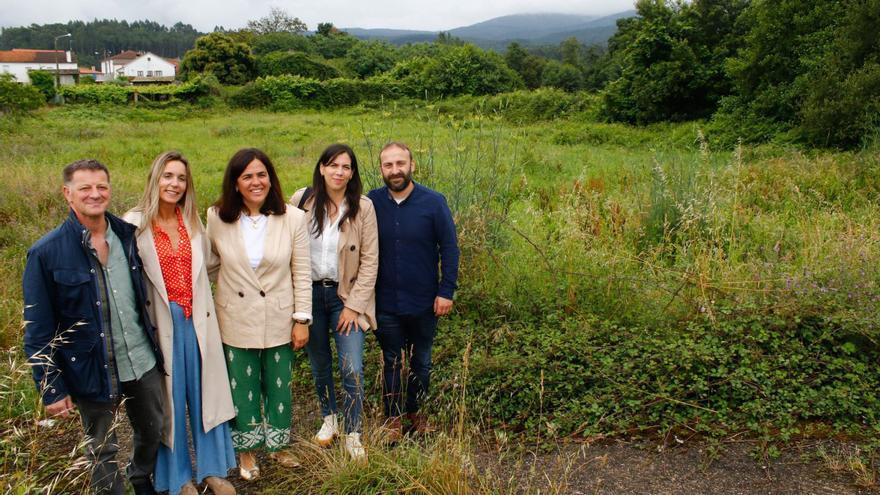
left=214, top=148, right=286, bottom=223
left=310, top=143, right=361, bottom=236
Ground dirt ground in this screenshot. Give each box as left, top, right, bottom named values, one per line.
left=42, top=405, right=876, bottom=495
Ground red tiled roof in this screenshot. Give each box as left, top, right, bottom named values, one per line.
left=107, top=50, right=142, bottom=62
left=79, top=67, right=101, bottom=74
left=0, top=49, right=78, bottom=64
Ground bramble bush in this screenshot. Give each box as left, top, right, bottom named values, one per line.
left=229, top=75, right=403, bottom=110
left=27, top=70, right=55, bottom=102
left=0, top=74, right=44, bottom=113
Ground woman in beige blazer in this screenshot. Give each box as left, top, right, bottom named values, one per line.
left=124, top=151, right=236, bottom=495
left=206, top=148, right=311, bottom=480
left=290, top=143, right=378, bottom=461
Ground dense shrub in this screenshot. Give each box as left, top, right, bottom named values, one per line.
left=58, top=79, right=214, bottom=105
left=345, top=40, right=399, bottom=78
left=251, top=32, right=314, bottom=56
left=256, top=51, right=341, bottom=80
left=179, top=32, right=256, bottom=85
left=27, top=70, right=55, bottom=101
left=602, top=0, right=748, bottom=124
left=421, top=44, right=524, bottom=97
left=0, top=74, right=44, bottom=113
left=440, top=311, right=880, bottom=438
left=541, top=61, right=583, bottom=92
left=229, top=74, right=403, bottom=110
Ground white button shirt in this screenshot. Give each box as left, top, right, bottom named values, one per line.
left=309, top=202, right=346, bottom=282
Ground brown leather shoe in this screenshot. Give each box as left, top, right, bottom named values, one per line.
left=205, top=476, right=236, bottom=495
left=381, top=416, right=403, bottom=443
left=180, top=482, right=199, bottom=495
left=406, top=413, right=436, bottom=435
left=269, top=450, right=302, bottom=468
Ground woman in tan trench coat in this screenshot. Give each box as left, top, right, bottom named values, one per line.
left=125, top=151, right=236, bottom=495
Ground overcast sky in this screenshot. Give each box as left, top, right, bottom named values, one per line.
left=0, top=0, right=636, bottom=32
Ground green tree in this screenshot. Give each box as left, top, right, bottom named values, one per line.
left=602, top=0, right=748, bottom=124
left=246, top=7, right=307, bottom=35
left=542, top=60, right=583, bottom=92
left=422, top=44, right=523, bottom=96
left=560, top=37, right=582, bottom=67
left=179, top=32, right=255, bottom=85
left=715, top=0, right=879, bottom=148
left=316, top=23, right=338, bottom=37
left=505, top=42, right=545, bottom=89
left=346, top=41, right=399, bottom=78
left=251, top=32, right=313, bottom=56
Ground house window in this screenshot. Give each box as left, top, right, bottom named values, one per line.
left=2, top=65, right=9, bottom=73
left=155, top=70, right=162, bottom=77
left=147, top=70, right=153, bottom=77
left=137, top=70, right=144, bottom=77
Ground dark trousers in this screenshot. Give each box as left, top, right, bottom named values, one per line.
left=374, top=310, right=438, bottom=417
left=75, top=366, right=164, bottom=495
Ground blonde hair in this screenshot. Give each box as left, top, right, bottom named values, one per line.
left=132, top=151, right=203, bottom=234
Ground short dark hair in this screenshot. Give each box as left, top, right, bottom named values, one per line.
left=214, top=148, right=287, bottom=223
left=380, top=141, right=413, bottom=162
left=63, top=159, right=110, bottom=184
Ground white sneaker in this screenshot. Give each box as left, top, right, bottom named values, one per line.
left=314, top=414, right=338, bottom=447
left=345, top=432, right=366, bottom=462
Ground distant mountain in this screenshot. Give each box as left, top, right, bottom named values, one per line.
left=342, top=10, right=637, bottom=48
left=534, top=10, right=636, bottom=44
left=447, top=13, right=598, bottom=41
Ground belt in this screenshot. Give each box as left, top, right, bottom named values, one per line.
left=313, top=279, right=338, bottom=287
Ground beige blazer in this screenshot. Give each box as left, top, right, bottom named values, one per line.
left=290, top=188, right=378, bottom=330
left=206, top=206, right=312, bottom=349
left=122, top=210, right=235, bottom=447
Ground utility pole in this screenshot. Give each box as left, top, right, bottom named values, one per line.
left=54, top=33, right=72, bottom=93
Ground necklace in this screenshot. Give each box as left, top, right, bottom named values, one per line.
left=245, top=214, right=263, bottom=230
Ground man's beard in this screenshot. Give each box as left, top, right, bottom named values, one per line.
left=384, top=171, right=413, bottom=192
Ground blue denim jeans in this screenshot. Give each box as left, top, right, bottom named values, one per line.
left=305, top=284, right=365, bottom=434
left=374, top=310, right=438, bottom=418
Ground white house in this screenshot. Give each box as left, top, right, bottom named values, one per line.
left=0, top=49, right=78, bottom=85
left=101, top=51, right=176, bottom=81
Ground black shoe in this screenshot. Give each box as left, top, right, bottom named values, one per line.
left=132, top=481, right=157, bottom=495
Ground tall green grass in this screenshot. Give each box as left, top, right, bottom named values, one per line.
left=1, top=103, right=879, bottom=491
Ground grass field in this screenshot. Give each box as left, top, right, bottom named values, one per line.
left=1, top=101, right=879, bottom=492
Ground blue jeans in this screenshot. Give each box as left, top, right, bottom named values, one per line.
left=305, top=284, right=365, bottom=434
left=374, top=310, right=438, bottom=418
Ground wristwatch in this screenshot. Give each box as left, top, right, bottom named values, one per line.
left=293, top=318, right=310, bottom=325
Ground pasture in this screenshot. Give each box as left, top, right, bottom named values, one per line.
left=1, top=102, right=879, bottom=493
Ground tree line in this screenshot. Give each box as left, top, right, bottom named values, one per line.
left=4, top=0, right=878, bottom=149
left=0, top=19, right=204, bottom=69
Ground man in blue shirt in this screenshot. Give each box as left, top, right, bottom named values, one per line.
left=367, top=141, right=460, bottom=439
left=23, top=159, right=164, bottom=495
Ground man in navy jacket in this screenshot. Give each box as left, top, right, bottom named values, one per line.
left=367, top=142, right=460, bottom=438
left=23, top=159, right=164, bottom=495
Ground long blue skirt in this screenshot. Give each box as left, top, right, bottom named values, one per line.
left=154, top=303, right=236, bottom=495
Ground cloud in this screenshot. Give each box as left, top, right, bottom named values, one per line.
left=0, top=0, right=634, bottom=32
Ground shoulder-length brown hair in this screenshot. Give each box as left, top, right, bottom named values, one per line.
left=214, top=148, right=286, bottom=223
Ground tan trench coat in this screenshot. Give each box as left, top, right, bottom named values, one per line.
left=205, top=206, right=312, bottom=349
left=122, top=210, right=235, bottom=447
left=290, top=188, right=379, bottom=330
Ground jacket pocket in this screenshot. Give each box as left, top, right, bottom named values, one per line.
left=58, top=347, right=101, bottom=398
left=53, top=269, right=94, bottom=321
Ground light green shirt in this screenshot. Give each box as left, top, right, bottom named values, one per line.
left=98, top=226, right=155, bottom=382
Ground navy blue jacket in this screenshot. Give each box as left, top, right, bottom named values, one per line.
left=22, top=210, right=162, bottom=406
left=368, top=182, right=460, bottom=315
